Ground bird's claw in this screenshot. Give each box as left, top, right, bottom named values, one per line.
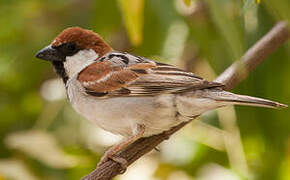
left=97, top=152, right=128, bottom=174
left=110, top=156, right=128, bottom=174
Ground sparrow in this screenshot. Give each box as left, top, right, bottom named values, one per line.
left=35, top=27, right=287, bottom=166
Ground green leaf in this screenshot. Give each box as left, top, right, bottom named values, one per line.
left=118, top=0, right=144, bottom=46
left=205, top=0, right=245, bottom=60
left=242, top=0, right=256, bottom=15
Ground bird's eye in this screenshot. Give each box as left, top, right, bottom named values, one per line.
left=67, top=43, right=76, bottom=51
left=58, top=42, right=79, bottom=56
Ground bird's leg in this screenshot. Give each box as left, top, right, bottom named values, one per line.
left=97, top=124, right=145, bottom=168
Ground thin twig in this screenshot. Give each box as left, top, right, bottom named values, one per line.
left=82, top=21, right=289, bottom=180
left=215, top=21, right=289, bottom=90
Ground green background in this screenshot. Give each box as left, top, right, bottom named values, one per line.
left=0, top=0, right=289, bottom=180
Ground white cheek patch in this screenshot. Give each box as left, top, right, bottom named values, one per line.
left=64, top=49, right=99, bottom=77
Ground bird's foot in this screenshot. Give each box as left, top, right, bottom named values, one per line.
left=97, top=150, right=128, bottom=173
left=110, top=156, right=128, bottom=174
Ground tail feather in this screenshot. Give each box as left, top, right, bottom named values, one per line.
left=204, top=90, right=287, bottom=109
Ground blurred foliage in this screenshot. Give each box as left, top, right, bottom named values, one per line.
left=118, top=0, right=144, bottom=46
left=0, top=0, right=289, bottom=180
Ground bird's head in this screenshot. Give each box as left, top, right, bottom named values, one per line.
left=35, top=27, right=112, bottom=82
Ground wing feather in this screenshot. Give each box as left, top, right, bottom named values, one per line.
left=77, top=52, right=224, bottom=97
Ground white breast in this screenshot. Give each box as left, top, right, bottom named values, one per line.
left=66, top=77, right=185, bottom=137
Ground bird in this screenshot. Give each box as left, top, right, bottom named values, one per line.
left=35, top=27, right=287, bottom=166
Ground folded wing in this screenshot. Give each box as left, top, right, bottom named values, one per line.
left=77, top=53, right=224, bottom=97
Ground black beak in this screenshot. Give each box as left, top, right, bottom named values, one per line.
left=35, top=45, right=64, bottom=62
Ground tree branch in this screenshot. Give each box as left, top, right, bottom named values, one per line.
left=215, top=21, right=289, bottom=90
left=82, top=21, right=289, bottom=180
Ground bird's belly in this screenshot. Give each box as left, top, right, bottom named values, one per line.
left=67, top=82, right=182, bottom=137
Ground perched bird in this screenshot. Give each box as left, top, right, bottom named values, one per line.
left=35, top=27, right=287, bottom=166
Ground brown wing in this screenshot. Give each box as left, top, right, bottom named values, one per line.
left=77, top=59, right=224, bottom=97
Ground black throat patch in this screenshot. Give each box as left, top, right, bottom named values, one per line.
left=52, top=61, right=69, bottom=84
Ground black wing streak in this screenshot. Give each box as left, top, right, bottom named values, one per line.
left=108, top=54, right=129, bottom=64
left=131, top=69, right=148, bottom=74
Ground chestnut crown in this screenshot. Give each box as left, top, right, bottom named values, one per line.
left=35, top=27, right=112, bottom=62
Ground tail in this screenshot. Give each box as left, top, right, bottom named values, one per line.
left=203, top=90, right=287, bottom=109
